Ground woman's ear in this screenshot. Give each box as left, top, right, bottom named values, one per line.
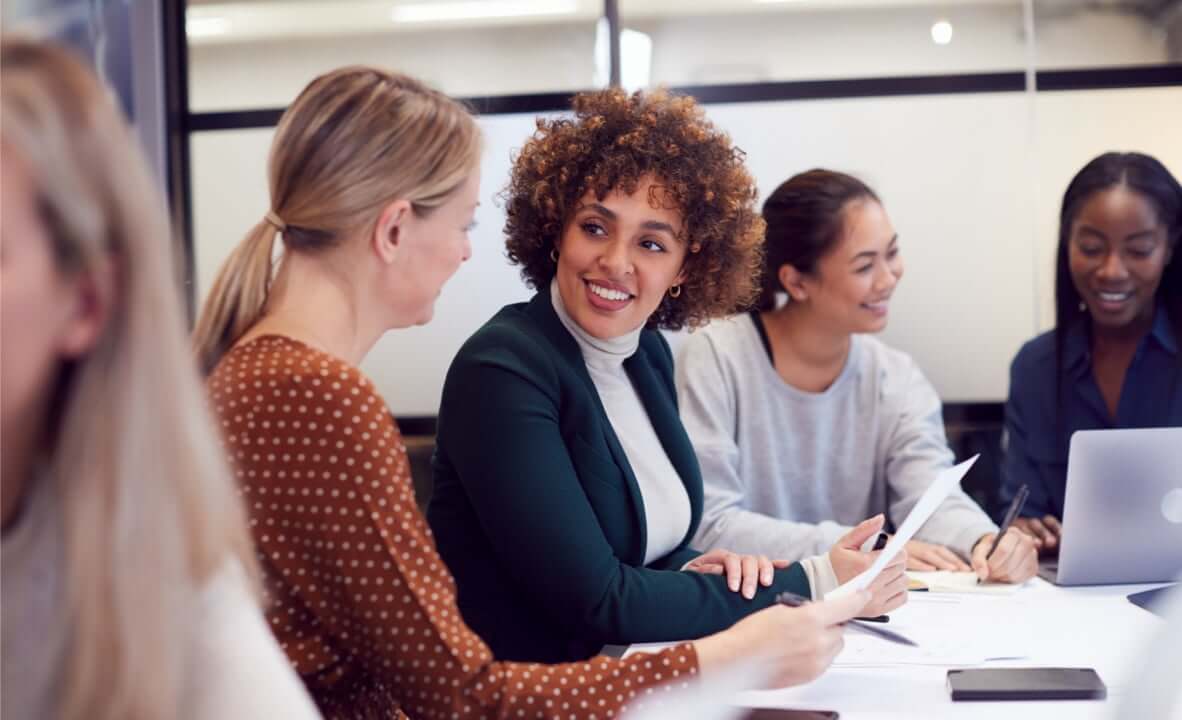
left=778, top=263, right=809, bottom=303
left=57, top=256, right=114, bottom=359
left=372, top=199, right=414, bottom=265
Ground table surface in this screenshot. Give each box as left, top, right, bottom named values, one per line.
left=627, top=579, right=1175, bottom=719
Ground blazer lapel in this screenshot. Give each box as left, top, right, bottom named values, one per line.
left=523, top=291, right=650, bottom=563
left=625, top=347, right=703, bottom=548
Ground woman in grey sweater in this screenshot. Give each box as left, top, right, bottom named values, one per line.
left=676, top=169, right=1037, bottom=583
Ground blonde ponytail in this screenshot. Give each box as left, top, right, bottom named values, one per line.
left=193, top=66, right=481, bottom=372
left=192, top=219, right=278, bottom=374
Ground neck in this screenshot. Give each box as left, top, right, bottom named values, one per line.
left=1090, top=306, right=1156, bottom=353
left=763, top=302, right=852, bottom=370
left=1, top=403, right=48, bottom=533
left=254, top=253, right=383, bottom=366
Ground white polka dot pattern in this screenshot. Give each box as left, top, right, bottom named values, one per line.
left=208, top=336, right=698, bottom=719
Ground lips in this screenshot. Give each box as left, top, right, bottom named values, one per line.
left=861, top=297, right=891, bottom=316
left=584, top=279, right=635, bottom=311
left=1091, top=289, right=1134, bottom=313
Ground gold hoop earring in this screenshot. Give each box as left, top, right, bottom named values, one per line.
left=669, top=285, right=682, bottom=298
left=550, top=248, right=559, bottom=263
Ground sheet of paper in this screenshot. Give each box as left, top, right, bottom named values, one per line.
left=832, top=593, right=1033, bottom=667
left=828, top=455, right=978, bottom=599
left=908, top=570, right=1022, bottom=596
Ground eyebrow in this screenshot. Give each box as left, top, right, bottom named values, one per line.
left=848, top=234, right=899, bottom=264
left=1076, top=224, right=1159, bottom=242
left=580, top=203, right=679, bottom=237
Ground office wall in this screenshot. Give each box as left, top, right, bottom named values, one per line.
left=188, top=6, right=1182, bottom=414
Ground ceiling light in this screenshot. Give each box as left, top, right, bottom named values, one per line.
left=391, top=0, right=577, bottom=24
left=931, top=19, right=953, bottom=45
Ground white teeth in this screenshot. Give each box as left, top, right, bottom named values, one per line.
left=588, top=282, right=630, bottom=302
left=1099, top=292, right=1131, bottom=302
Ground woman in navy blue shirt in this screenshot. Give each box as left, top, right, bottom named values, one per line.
left=1001, top=152, right=1182, bottom=552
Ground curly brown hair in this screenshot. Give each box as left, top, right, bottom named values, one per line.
left=503, top=87, right=766, bottom=330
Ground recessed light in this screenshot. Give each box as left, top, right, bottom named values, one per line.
left=931, top=19, right=953, bottom=45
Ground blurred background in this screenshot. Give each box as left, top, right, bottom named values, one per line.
left=5, top=0, right=1181, bottom=509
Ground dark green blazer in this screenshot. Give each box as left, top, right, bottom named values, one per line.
left=428, top=291, right=811, bottom=663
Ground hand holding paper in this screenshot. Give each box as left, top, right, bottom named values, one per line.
left=828, top=455, right=979, bottom=599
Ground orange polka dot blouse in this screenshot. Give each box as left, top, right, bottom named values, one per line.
left=208, top=335, right=698, bottom=719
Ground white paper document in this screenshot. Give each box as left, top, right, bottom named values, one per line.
left=832, top=593, right=1033, bottom=668
left=828, top=455, right=979, bottom=600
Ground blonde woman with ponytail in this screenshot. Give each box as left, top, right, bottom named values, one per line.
left=0, top=38, right=319, bottom=720
left=196, top=66, right=872, bottom=720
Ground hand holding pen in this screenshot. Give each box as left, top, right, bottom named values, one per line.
left=971, top=484, right=1038, bottom=584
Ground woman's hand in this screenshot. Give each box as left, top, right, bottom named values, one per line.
left=971, top=529, right=1038, bottom=583
left=828, top=514, right=908, bottom=617
left=904, top=539, right=971, bottom=571
left=1012, top=515, right=1062, bottom=554
left=684, top=549, right=791, bottom=599
left=694, top=589, right=872, bottom=688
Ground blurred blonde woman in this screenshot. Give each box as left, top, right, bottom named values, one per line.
left=0, top=38, right=319, bottom=720
left=193, top=67, right=871, bottom=719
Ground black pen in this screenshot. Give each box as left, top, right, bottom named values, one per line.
left=775, top=592, right=918, bottom=647
left=978, top=484, right=1030, bottom=583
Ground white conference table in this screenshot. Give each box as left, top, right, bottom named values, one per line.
left=627, top=579, right=1173, bottom=719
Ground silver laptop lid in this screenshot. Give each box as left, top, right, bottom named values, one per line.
left=1057, top=428, right=1182, bottom=586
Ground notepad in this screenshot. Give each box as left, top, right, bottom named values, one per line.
left=908, top=571, right=1021, bottom=596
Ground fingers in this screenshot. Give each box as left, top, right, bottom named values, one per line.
left=970, top=535, right=992, bottom=580
left=772, top=558, right=793, bottom=569
left=905, top=540, right=968, bottom=571
left=759, top=556, right=774, bottom=587
left=741, top=555, right=759, bottom=598
left=812, top=589, right=872, bottom=626
left=991, top=531, right=1038, bottom=583
left=838, top=514, right=885, bottom=550
left=1042, top=515, right=1062, bottom=535
left=907, top=556, right=938, bottom=571
left=1015, top=517, right=1055, bottom=550
left=724, top=553, right=742, bottom=592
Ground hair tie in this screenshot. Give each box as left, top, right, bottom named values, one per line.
left=264, top=210, right=287, bottom=232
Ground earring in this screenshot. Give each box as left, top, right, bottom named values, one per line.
left=1079, top=301, right=1087, bottom=312
left=550, top=248, right=559, bottom=263
left=669, top=285, right=682, bottom=298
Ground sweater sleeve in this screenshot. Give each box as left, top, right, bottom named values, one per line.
left=437, top=339, right=810, bottom=647
left=211, top=339, right=700, bottom=720
left=676, top=330, right=849, bottom=560
left=883, top=357, right=997, bottom=559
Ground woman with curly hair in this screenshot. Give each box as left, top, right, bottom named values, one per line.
left=428, top=89, right=906, bottom=664
left=676, top=169, right=1036, bottom=585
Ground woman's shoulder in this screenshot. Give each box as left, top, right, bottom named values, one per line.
left=1010, top=329, right=1057, bottom=377
left=208, top=335, right=384, bottom=419
left=679, top=313, right=760, bottom=363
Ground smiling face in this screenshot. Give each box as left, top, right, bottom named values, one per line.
left=1068, top=185, right=1172, bottom=331
left=554, top=176, right=688, bottom=339
left=794, top=198, right=902, bottom=334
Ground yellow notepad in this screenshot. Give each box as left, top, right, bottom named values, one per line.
left=907, top=571, right=1020, bottom=595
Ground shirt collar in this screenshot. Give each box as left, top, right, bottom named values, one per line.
left=1064, top=303, right=1178, bottom=377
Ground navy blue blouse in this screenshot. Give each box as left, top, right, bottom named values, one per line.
left=999, top=307, right=1182, bottom=519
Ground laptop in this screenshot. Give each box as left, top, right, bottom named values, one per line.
left=1038, top=427, right=1182, bottom=586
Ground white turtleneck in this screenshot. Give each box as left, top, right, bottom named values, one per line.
left=551, top=280, right=692, bottom=565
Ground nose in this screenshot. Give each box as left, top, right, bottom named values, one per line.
left=1096, top=248, right=1129, bottom=282
left=598, top=237, right=632, bottom=277
left=873, top=260, right=899, bottom=294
